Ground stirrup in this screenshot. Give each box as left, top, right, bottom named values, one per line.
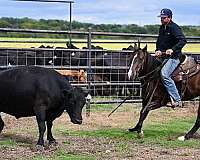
left=166, top=101, right=182, bottom=108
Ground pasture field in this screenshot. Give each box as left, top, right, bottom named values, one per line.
left=0, top=37, right=200, bottom=52
left=0, top=103, right=200, bottom=159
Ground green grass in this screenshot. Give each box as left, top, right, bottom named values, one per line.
left=33, top=150, right=95, bottom=160
left=0, top=139, right=16, bottom=147
left=0, top=111, right=199, bottom=159
left=0, top=37, right=199, bottom=52
left=60, top=117, right=200, bottom=149
left=91, top=104, right=115, bottom=111
left=140, top=117, right=200, bottom=148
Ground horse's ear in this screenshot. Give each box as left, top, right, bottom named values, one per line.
left=133, top=43, right=138, bottom=50
left=142, top=45, right=147, bottom=52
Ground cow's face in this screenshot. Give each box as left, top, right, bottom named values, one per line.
left=64, top=87, right=89, bottom=124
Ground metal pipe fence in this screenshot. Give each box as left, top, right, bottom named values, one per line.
left=1, top=28, right=200, bottom=40
left=1, top=40, right=200, bottom=44
left=0, top=28, right=200, bottom=115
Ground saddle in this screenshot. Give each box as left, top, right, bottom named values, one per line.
left=172, top=55, right=200, bottom=82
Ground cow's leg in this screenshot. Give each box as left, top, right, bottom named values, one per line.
left=35, top=110, right=46, bottom=151
left=47, top=120, right=57, bottom=146
left=128, top=85, right=140, bottom=96
left=118, top=86, right=123, bottom=97
left=0, top=115, right=4, bottom=133
left=179, top=105, right=200, bottom=141
left=129, top=101, right=160, bottom=137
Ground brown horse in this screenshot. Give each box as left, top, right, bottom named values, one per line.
left=128, top=45, right=200, bottom=141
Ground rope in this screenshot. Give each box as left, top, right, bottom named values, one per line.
left=108, top=94, right=132, bottom=117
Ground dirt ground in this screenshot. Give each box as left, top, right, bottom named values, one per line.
left=0, top=103, right=200, bottom=160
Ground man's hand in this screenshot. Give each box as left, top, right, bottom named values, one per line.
left=166, top=49, right=173, bottom=55
left=155, top=50, right=162, bottom=57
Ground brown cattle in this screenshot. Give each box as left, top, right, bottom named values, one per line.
left=56, top=69, right=86, bottom=82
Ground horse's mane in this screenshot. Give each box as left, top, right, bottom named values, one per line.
left=146, top=51, right=162, bottom=70
left=137, top=48, right=162, bottom=79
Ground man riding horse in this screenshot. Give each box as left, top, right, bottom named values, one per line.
left=126, top=9, right=200, bottom=140
left=155, top=8, right=187, bottom=108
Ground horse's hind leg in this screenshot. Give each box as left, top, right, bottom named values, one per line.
left=0, top=114, right=5, bottom=133
left=180, top=104, right=200, bottom=140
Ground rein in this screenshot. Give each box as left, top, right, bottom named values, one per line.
left=138, top=54, right=171, bottom=81
left=138, top=65, right=162, bottom=81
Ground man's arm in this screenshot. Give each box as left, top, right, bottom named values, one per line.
left=171, top=24, right=187, bottom=52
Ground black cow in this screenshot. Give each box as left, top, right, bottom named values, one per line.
left=36, top=45, right=80, bottom=66
left=91, top=44, right=138, bottom=96
left=35, top=45, right=55, bottom=65
left=0, top=49, right=37, bottom=66
left=0, top=66, right=88, bottom=151
left=65, top=44, right=105, bottom=66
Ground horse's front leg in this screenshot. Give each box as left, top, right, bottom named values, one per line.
left=129, top=101, right=160, bottom=137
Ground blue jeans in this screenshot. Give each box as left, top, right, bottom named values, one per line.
left=160, top=58, right=181, bottom=103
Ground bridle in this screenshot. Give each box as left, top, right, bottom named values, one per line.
left=136, top=52, right=170, bottom=81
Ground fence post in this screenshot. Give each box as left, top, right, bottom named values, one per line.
left=137, top=37, right=141, bottom=48
left=86, top=27, right=92, bottom=117
left=68, top=1, right=73, bottom=47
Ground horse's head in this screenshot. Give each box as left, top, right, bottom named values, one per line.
left=128, top=45, right=147, bottom=80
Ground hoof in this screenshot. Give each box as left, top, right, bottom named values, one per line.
left=36, top=145, right=44, bottom=152
left=128, top=128, right=137, bottom=132
left=178, top=136, right=185, bottom=141
left=49, top=140, right=58, bottom=146
left=137, top=130, right=144, bottom=139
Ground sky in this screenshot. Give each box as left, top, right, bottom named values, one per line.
left=1, top=0, right=200, bottom=26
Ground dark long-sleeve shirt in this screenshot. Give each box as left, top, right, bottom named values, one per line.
left=156, top=21, right=187, bottom=59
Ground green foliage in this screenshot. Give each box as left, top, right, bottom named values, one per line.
left=0, top=17, right=200, bottom=38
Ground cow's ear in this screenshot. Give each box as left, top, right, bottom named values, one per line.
left=86, top=93, right=92, bottom=101
left=81, top=89, right=89, bottom=97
